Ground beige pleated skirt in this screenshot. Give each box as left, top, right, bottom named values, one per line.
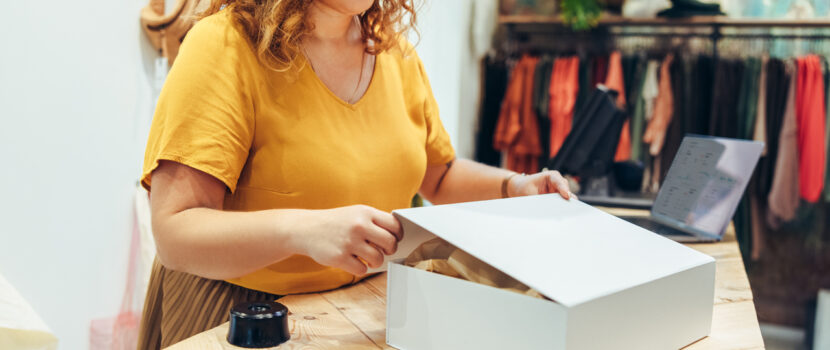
left=137, top=258, right=281, bottom=349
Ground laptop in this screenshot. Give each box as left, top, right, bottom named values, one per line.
left=620, top=135, right=764, bottom=243
left=580, top=191, right=656, bottom=210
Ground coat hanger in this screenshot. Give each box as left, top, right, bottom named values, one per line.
left=140, top=0, right=208, bottom=65
left=141, top=0, right=187, bottom=29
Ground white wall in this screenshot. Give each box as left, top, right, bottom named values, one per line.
left=414, top=0, right=498, bottom=159
left=0, top=1, right=156, bottom=349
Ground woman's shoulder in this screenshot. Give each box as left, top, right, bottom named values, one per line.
left=184, top=10, right=255, bottom=58
left=380, top=36, right=428, bottom=81
left=170, top=8, right=270, bottom=86
left=382, top=36, right=420, bottom=64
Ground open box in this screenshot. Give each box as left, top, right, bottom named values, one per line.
left=384, top=194, right=716, bottom=350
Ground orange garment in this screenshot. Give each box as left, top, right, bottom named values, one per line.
left=606, top=51, right=631, bottom=161
left=494, top=56, right=543, bottom=173
left=643, top=54, right=675, bottom=156
left=795, top=55, right=826, bottom=202
left=494, top=60, right=524, bottom=156
left=141, top=10, right=455, bottom=295
left=547, top=56, right=580, bottom=158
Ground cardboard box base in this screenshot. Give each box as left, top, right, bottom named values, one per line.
left=387, top=261, right=567, bottom=350
left=387, top=260, right=714, bottom=350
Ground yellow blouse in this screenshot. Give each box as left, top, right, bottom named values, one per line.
left=141, top=10, right=455, bottom=295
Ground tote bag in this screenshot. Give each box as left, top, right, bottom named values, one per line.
left=89, top=194, right=148, bottom=350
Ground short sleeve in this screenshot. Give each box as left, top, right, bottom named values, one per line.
left=141, top=13, right=256, bottom=193
left=414, top=54, right=456, bottom=166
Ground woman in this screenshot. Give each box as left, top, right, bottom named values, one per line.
left=138, top=0, right=574, bottom=348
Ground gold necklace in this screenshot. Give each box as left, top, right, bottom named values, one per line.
left=303, top=16, right=367, bottom=104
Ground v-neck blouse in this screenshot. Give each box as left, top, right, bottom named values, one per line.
left=141, top=9, right=455, bottom=295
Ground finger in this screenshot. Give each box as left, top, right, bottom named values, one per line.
left=341, top=255, right=369, bottom=276
left=556, top=177, right=571, bottom=200
left=355, top=242, right=384, bottom=269
left=364, top=224, right=398, bottom=255
left=548, top=172, right=571, bottom=200
left=370, top=210, right=403, bottom=242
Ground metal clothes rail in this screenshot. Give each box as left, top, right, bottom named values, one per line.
left=500, top=15, right=830, bottom=59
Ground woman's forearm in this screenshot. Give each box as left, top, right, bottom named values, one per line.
left=149, top=160, right=402, bottom=280
left=421, top=159, right=573, bottom=205
left=421, top=158, right=514, bottom=205
left=153, top=207, right=309, bottom=280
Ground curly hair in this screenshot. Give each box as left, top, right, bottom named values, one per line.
left=200, top=0, right=419, bottom=71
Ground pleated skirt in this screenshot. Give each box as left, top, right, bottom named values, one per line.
left=137, top=258, right=280, bottom=349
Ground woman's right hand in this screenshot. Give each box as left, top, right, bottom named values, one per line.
left=291, top=205, right=403, bottom=276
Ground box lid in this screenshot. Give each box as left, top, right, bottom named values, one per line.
left=393, top=194, right=714, bottom=307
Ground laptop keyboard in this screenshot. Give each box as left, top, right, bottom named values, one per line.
left=622, top=217, right=694, bottom=237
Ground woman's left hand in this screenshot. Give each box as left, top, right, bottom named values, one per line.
left=507, top=170, right=575, bottom=200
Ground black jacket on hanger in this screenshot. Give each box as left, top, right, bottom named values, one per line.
left=475, top=56, right=509, bottom=167
left=547, top=86, right=626, bottom=178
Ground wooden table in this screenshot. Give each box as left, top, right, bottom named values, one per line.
left=169, top=208, right=764, bottom=350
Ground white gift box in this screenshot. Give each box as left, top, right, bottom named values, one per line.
left=384, top=194, right=715, bottom=350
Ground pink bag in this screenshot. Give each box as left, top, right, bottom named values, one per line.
left=89, top=203, right=143, bottom=350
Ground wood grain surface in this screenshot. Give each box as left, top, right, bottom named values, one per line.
left=167, top=208, right=764, bottom=350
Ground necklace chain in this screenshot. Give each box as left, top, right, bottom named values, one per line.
left=303, top=16, right=367, bottom=104
left=349, top=46, right=367, bottom=104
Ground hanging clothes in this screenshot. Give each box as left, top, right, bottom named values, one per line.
left=637, top=60, right=661, bottom=192
left=533, top=55, right=554, bottom=121
left=649, top=156, right=661, bottom=193
left=690, top=56, right=715, bottom=135
left=660, top=54, right=691, bottom=183
left=517, top=55, right=544, bottom=173
left=494, top=56, right=526, bottom=170
left=709, top=59, right=745, bottom=138
left=534, top=55, right=555, bottom=163
left=625, top=55, right=648, bottom=118
left=480, top=47, right=830, bottom=233
left=750, top=56, right=769, bottom=261
left=606, top=51, right=631, bottom=161
left=749, top=194, right=765, bottom=261
left=824, top=56, right=830, bottom=202
left=734, top=57, right=761, bottom=262
left=622, top=54, right=647, bottom=160
left=494, top=55, right=543, bottom=174
left=738, top=58, right=761, bottom=140
left=641, top=60, right=661, bottom=123
left=768, top=60, right=800, bottom=227
left=547, top=56, right=580, bottom=159
left=795, top=55, right=827, bottom=203
left=622, top=55, right=638, bottom=99
left=675, top=55, right=694, bottom=136
left=758, top=58, right=791, bottom=197
left=754, top=56, right=769, bottom=154
left=573, top=55, right=592, bottom=124
left=591, top=55, right=609, bottom=88
left=643, top=54, right=675, bottom=157
left=629, top=58, right=651, bottom=163
left=475, top=56, right=509, bottom=167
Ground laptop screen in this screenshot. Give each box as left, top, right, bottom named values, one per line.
left=651, top=136, right=764, bottom=237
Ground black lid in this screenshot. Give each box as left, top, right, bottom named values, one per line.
left=227, top=301, right=290, bottom=348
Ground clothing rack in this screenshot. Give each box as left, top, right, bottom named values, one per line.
left=501, top=15, right=830, bottom=59
left=480, top=15, right=830, bottom=330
